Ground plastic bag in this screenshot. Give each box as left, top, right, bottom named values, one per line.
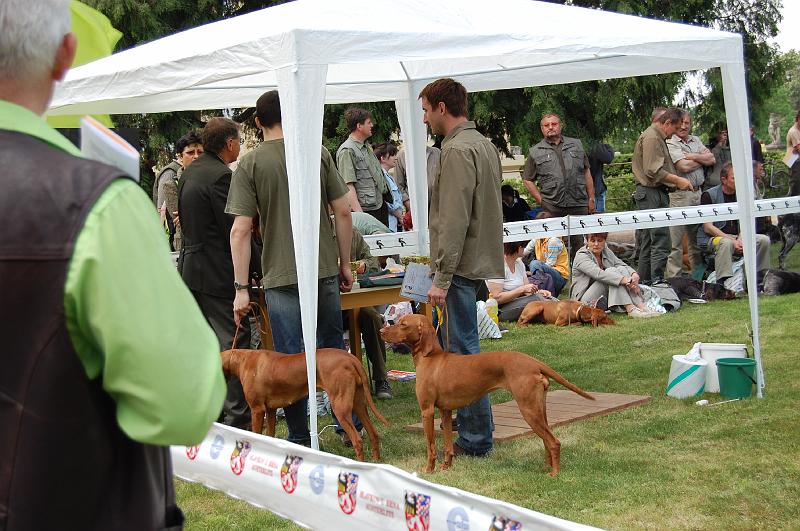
left=639, top=285, right=667, bottom=314
left=484, top=298, right=499, bottom=324
left=383, top=301, right=413, bottom=325
left=476, top=300, right=502, bottom=339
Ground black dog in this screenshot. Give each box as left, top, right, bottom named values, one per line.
left=666, top=276, right=736, bottom=301
left=762, top=269, right=800, bottom=295
left=778, top=214, right=800, bottom=270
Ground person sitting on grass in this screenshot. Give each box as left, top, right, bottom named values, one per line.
left=571, top=232, right=661, bottom=318
left=486, top=241, right=552, bottom=322
left=524, top=213, right=569, bottom=296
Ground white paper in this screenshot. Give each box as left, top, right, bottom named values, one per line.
left=80, top=116, right=139, bottom=181
left=783, top=152, right=798, bottom=169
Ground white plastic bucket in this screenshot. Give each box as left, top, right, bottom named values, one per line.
left=666, top=355, right=707, bottom=398
left=699, top=343, right=747, bottom=393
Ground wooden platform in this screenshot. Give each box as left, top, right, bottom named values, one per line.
left=405, top=391, right=651, bottom=442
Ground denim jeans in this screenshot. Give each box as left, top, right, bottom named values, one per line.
left=528, top=260, right=567, bottom=296
left=595, top=192, right=606, bottom=213
left=265, top=275, right=360, bottom=445
left=435, top=275, right=493, bottom=455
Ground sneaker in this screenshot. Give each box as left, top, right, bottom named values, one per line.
left=628, top=307, right=659, bottom=319
left=375, top=380, right=393, bottom=400
left=340, top=428, right=366, bottom=447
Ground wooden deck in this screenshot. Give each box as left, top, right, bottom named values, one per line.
left=405, top=391, right=651, bottom=442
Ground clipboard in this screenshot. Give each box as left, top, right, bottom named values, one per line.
left=400, top=262, right=433, bottom=303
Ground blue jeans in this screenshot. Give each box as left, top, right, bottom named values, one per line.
left=529, top=260, right=567, bottom=296
left=595, top=192, right=606, bottom=213
left=435, top=275, right=493, bottom=455
left=265, top=275, right=360, bottom=445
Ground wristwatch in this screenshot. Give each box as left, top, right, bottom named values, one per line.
left=234, top=281, right=249, bottom=291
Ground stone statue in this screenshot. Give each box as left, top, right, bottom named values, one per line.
left=767, top=113, right=783, bottom=148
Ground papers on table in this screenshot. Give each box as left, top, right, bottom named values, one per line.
left=80, top=115, right=140, bottom=181
left=400, top=262, right=432, bottom=303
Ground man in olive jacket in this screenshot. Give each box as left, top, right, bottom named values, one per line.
left=420, top=78, right=504, bottom=457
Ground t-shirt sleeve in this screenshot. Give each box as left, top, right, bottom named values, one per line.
left=323, top=147, right=348, bottom=201
left=336, top=147, right=357, bottom=185
left=225, top=159, right=259, bottom=217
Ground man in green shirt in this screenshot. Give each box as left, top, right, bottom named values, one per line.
left=0, top=1, right=224, bottom=527
left=227, top=90, right=354, bottom=447
left=420, top=78, right=504, bottom=458
left=337, top=107, right=390, bottom=226
left=631, top=107, right=693, bottom=284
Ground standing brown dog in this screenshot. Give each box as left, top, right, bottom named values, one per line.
left=220, top=348, right=389, bottom=461
left=380, top=314, right=594, bottom=476
left=517, top=300, right=615, bottom=327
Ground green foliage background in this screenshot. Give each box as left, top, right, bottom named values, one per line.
left=81, top=0, right=788, bottom=198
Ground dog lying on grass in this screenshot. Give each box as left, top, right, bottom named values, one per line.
left=221, top=348, right=389, bottom=461
left=516, top=299, right=615, bottom=327
left=762, top=269, right=800, bottom=295
left=666, top=276, right=736, bottom=301
left=380, top=314, right=594, bottom=476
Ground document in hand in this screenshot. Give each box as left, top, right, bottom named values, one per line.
left=80, top=116, right=140, bottom=181
left=783, top=151, right=798, bottom=169
left=400, top=262, right=433, bottom=303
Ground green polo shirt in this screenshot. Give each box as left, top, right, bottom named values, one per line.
left=1, top=100, right=225, bottom=446
left=225, top=138, right=348, bottom=288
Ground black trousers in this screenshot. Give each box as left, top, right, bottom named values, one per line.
left=191, top=290, right=251, bottom=429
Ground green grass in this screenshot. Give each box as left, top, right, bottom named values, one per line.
left=178, top=244, right=800, bottom=530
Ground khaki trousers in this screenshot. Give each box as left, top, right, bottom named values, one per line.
left=666, top=189, right=703, bottom=278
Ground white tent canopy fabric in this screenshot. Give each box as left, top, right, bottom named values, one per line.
left=50, top=0, right=765, bottom=450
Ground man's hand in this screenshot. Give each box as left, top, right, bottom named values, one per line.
left=233, top=289, right=251, bottom=326
left=428, top=285, right=448, bottom=307
left=675, top=176, right=694, bottom=191
left=339, top=264, right=354, bottom=292
left=588, top=197, right=596, bottom=214
left=172, top=212, right=180, bottom=229
left=733, top=236, right=744, bottom=254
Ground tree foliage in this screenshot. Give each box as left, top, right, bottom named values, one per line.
left=82, top=0, right=784, bottom=191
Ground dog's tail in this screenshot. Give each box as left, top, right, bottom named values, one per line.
left=351, top=357, right=390, bottom=427
left=538, top=362, right=595, bottom=400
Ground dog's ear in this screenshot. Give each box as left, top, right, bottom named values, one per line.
left=417, top=321, right=438, bottom=357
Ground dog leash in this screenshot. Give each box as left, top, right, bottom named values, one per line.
left=230, top=301, right=265, bottom=350
left=434, top=302, right=449, bottom=351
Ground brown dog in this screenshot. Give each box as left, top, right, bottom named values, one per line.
left=220, top=348, right=389, bottom=461
left=380, top=314, right=594, bottom=476
left=517, top=299, right=615, bottom=327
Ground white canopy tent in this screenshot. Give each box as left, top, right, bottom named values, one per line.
left=50, top=0, right=766, bottom=449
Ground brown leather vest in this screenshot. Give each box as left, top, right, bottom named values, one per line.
left=0, top=130, right=182, bottom=530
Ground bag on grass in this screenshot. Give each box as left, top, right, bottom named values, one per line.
left=529, top=268, right=555, bottom=294
left=476, top=300, right=502, bottom=339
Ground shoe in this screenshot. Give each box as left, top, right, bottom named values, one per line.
left=340, top=428, right=366, bottom=447
left=438, top=442, right=490, bottom=460
left=375, top=380, right=393, bottom=400
left=628, top=307, right=659, bottom=319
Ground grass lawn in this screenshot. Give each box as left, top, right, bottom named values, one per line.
left=177, top=243, right=800, bottom=530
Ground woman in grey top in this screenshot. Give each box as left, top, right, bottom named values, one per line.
left=570, top=233, right=661, bottom=318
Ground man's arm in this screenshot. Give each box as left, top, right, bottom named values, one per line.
left=65, top=180, right=225, bottom=446
left=331, top=195, right=354, bottom=291
left=429, top=147, right=475, bottom=291
left=336, top=148, right=363, bottom=212
left=584, top=167, right=596, bottom=213
left=230, top=215, right=254, bottom=325
left=346, top=184, right=363, bottom=212
left=522, top=156, right=542, bottom=204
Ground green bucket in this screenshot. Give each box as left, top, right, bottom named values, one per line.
left=715, top=358, right=756, bottom=399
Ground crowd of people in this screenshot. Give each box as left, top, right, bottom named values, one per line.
left=4, top=1, right=795, bottom=524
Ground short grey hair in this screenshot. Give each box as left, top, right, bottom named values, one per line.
left=0, top=0, right=72, bottom=82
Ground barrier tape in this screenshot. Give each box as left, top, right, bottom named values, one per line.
left=173, top=423, right=598, bottom=530
left=362, top=196, right=800, bottom=255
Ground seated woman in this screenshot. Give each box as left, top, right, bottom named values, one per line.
left=525, top=235, right=569, bottom=296
left=570, top=232, right=660, bottom=318
left=486, top=241, right=551, bottom=322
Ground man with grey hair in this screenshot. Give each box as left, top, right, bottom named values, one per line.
left=632, top=107, right=693, bottom=284
left=665, top=113, right=715, bottom=277
left=0, top=1, right=224, bottom=528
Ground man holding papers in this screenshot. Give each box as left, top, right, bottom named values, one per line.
left=0, top=1, right=225, bottom=527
